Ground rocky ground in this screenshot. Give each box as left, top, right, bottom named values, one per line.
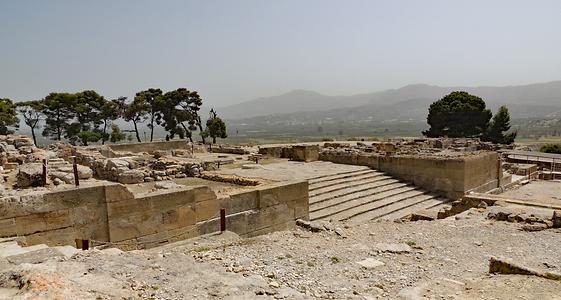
left=1, top=207, right=561, bottom=300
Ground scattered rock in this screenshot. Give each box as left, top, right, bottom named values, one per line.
left=521, top=223, right=548, bottom=232
left=357, top=258, right=385, bottom=269
left=373, top=243, right=412, bottom=254
left=154, top=181, right=184, bottom=190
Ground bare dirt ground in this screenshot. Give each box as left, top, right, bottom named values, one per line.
left=216, top=161, right=367, bottom=182
left=501, top=180, right=561, bottom=204
left=2, top=208, right=561, bottom=300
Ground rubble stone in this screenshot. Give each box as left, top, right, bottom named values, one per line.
left=16, top=163, right=43, bottom=188
left=117, top=170, right=145, bottom=184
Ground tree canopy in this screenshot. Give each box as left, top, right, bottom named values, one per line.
left=7, top=86, right=225, bottom=146
left=483, top=105, right=516, bottom=144
left=205, top=109, right=227, bottom=144
left=0, top=98, right=19, bottom=135
left=423, top=91, right=492, bottom=138
left=16, top=100, right=43, bottom=145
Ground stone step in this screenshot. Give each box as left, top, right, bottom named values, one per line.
left=310, top=182, right=411, bottom=213
left=423, top=200, right=453, bottom=213
left=310, top=186, right=421, bottom=220
left=376, top=197, right=450, bottom=221
left=309, top=172, right=384, bottom=191
left=309, top=178, right=401, bottom=205
left=346, top=193, right=439, bottom=225
left=308, top=169, right=372, bottom=185
left=309, top=174, right=391, bottom=197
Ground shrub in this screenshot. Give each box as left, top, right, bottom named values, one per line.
left=540, top=144, right=561, bottom=154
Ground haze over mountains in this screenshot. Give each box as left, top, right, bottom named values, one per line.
left=219, top=81, right=561, bottom=122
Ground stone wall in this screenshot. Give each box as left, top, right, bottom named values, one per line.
left=107, top=140, right=206, bottom=154
left=0, top=181, right=309, bottom=250
left=0, top=186, right=109, bottom=247
left=319, top=151, right=500, bottom=199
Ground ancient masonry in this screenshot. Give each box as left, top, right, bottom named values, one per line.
left=0, top=136, right=532, bottom=250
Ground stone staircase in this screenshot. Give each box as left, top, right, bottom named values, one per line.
left=308, top=167, right=451, bottom=225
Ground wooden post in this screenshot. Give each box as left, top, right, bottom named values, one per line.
left=73, top=156, right=79, bottom=187
left=41, top=159, right=47, bottom=187
left=220, top=208, right=226, bottom=232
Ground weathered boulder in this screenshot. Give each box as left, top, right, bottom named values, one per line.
left=16, top=163, right=43, bottom=188
left=117, top=170, right=145, bottom=184
left=13, top=136, right=34, bottom=148
left=106, top=158, right=130, bottom=171
left=49, top=171, right=75, bottom=184
left=76, top=165, right=93, bottom=179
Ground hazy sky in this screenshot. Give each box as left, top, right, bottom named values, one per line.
left=1, top=0, right=561, bottom=107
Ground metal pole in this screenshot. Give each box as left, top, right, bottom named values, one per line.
left=220, top=208, right=226, bottom=232
left=73, top=156, right=80, bottom=187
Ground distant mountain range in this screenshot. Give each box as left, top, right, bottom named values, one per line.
left=219, top=81, right=561, bottom=121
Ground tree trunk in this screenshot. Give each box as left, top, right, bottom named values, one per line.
left=197, top=116, right=206, bottom=144
left=213, top=136, right=216, bottom=144
left=30, top=127, right=37, bottom=146
left=133, top=120, right=141, bottom=142
left=101, top=120, right=107, bottom=145
left=180, top=123, right=194, bottom=143
left=150, top=113, right=154, bottom=142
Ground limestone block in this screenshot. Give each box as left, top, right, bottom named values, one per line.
left=192, top=186, right=217, bottom=203
left=104, top=184, right=135, bottom=203
left=195, top=199, right=220, bottom=222
left=21, top=226, right=76, bottom=247
left=136, top=224, right=198, bottom=249
left=247, top=204, right=293, bottom=232
left=117, top=169, right=145, bottom=184
left=224, top=190, right=259, bottom=214
left=257, top=181, right=308, bottom=208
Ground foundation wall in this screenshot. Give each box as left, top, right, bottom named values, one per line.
left=0, top=181, right=308, bottom=250
left=108, top=140, right=205, bottom=154
left=319, top=151, right=499, bottom=199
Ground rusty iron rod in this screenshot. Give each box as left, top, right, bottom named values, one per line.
left=73, top=156, right=80, bottom=187
left=82, top=239, right=89, bottom=250
left=42, top=159, right=47, bottom=187
left=220, top=208, right=226, bottom=232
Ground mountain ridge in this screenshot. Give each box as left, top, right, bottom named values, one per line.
left=219, top=81, right=561, bottom=120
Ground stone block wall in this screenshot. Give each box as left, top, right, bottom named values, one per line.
left=292, top=145, right=320, bottom=162
left=0, top=181, right=309, bottom=250
left=0, top=186, right=109, bottom=247
left=107, top=140, right=206, bottom=154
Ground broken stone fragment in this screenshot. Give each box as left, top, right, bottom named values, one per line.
left=357, top=258, right=385, bottom=269
left=117, top=169, right=145, bottom=184
left=489, top=257, right=561, bottom=281
left=15, top=163, right=42, bottom=188
left=373, top=243, right=412, bottom=254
